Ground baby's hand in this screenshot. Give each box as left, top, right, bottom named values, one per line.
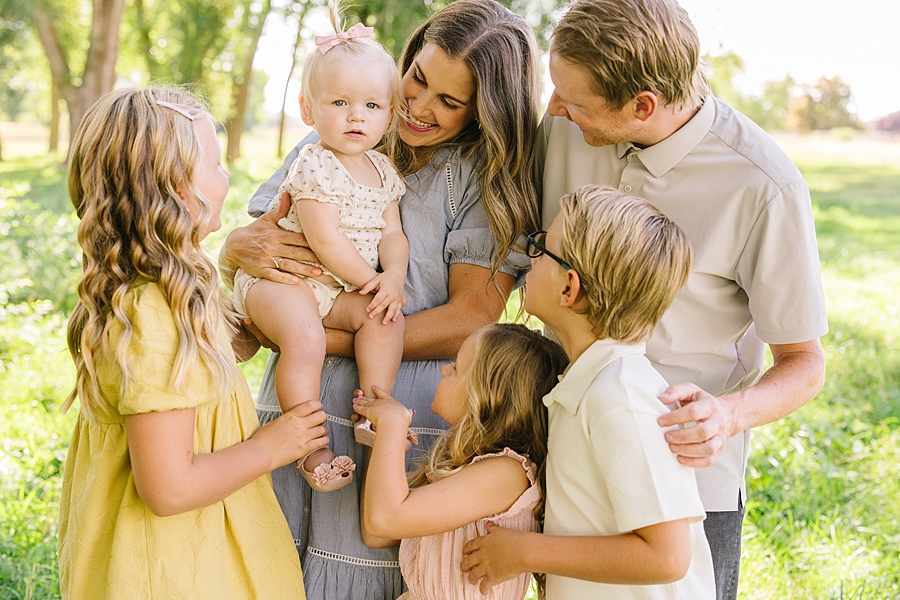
left=352, top=387, right=413, bottom=434
left=359, top=272, right=406, bottom=324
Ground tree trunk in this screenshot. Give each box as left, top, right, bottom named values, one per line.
left=32, top=0, right=126, bottom=153
left=49, top=77, right=61, bottom=152
left=134, top=0, right=158, bottom=79
left=225, top=0, right=272, bottom=164
left=278, top=3, right=310, bottom=158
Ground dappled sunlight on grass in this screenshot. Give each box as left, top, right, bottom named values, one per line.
left=735, top=146, right=900, bottom=597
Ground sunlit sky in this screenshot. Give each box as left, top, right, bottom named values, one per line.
left=257, top=0, right=900, bottom=123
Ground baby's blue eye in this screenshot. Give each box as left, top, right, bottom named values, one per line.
left=367, top=102, right=378, bottom=109
left=334, top=100, right=346, bottom=106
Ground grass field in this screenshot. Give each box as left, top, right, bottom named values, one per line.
left=1, top=124, right=898, bottom=599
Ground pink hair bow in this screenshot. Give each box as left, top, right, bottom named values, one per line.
left=315, top=23, right=375, bottom=55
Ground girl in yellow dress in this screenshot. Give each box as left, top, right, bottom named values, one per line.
left=58, top=87, right=328, bottom=599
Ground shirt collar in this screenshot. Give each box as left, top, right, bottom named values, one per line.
left=615, top=95, right=716, bottom=178
left=543, top=338, right=646, bottom=414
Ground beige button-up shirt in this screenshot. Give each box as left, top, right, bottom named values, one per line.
left=539, top=96, right=828, bottom=511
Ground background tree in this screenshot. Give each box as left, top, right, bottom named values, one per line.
left=1, top=1, right=55, bottom=157
left=792, top=75, right=860, bottom=132
left=28, top=0, right=126, bottom=151
left=705, top=50, right=859, bottom=132
left=223, top=0, right=274, bottom=163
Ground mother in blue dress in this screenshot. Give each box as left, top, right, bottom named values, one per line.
left=220, top=1, right=542, bottom=598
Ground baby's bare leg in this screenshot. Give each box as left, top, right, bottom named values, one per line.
left=245, top=280, right=336, bottom=470
left=325, top=291, right=404, bottom=397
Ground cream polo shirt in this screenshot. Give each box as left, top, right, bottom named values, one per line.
left=538, top=96, right=828, bottom=511
left=543, top=339, right=715, bottom=600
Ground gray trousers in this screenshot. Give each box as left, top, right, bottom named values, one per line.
left=704, top=494, right=745, bottom=600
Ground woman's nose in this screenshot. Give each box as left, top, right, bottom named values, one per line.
left=408, top=93, right=434, bottom=117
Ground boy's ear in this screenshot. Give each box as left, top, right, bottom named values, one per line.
left=559, top=269, right=584, bottom=309
left=299, top=95, right=315, bottom=127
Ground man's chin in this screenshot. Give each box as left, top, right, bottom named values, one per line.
left=581, top=131, right=615, bottom=148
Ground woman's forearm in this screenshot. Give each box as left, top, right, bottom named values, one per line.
left=402, top=265, right=513, bottom=360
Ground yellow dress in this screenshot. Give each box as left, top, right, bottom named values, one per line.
left=58, top=281, right=306, bottom=599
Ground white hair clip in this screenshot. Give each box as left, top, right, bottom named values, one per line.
left=155, top=99, right=195, bottom=121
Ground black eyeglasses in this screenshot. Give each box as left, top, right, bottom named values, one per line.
left=526, top=231, right=573, bottom=271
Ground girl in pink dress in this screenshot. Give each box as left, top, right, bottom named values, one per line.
left=352, top=323, right=569, bottom=600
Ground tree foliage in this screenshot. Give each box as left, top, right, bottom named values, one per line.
left=10, top=0, right=568, bottom=160
left=705, top=51, right=859, bottom=132
left=24, top=0, right=126, bottom=150
left=792, top=76, right=859, bottom=132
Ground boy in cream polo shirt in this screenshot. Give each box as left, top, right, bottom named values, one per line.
left=462, top=185, right=715, bottom=599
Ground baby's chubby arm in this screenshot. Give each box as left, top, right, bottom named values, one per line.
left=295, top=199, right=379, bottom=289
left=359, top=200, right=408, bottom=323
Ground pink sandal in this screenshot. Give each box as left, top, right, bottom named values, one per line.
left=295, top=454, right=356, bottom=492
left=354, top=415, right=419, bottom=447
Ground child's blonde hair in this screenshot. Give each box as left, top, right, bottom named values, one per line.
left=301, top=0, right=401, bottom=114
left=64, top=86, right=238, bottom=419
left=409, top=324, right=568, bottom=522
left=557, top=185, right=693, bottom=344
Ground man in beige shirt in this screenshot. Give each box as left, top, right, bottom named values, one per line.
left=537, top=1, right=828, bottom=598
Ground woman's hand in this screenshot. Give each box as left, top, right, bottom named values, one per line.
left=222, top=191, right=323, bottom=284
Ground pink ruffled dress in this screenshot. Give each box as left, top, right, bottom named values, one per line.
left=398, top=448, right=540, bottom=600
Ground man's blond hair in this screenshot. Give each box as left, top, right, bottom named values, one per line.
left=551, top=0, right=710, bottom=110
left=558, top=185, right=692, bottom=344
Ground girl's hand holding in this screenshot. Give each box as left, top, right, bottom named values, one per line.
left=461, top=522, right=529, bottom=594
left=352, top=387, right=413, bottom=435
left=360, top=271, right=407, bottom=324
left=251, top=400, right=330, bottom=471
left=222, top=191, right=323, bottom=284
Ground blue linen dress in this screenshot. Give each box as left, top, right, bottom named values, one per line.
left=248, top=133, right=529, bottom=600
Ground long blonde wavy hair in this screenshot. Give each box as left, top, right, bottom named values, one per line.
left=380, top=0, right=543, bottom=277
left=409, top=323, right=569, bottom=523
left=64, top=87, right=238, bottom=419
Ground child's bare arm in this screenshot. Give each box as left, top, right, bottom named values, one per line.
left=461, top=519, right=693, bottom=592
left=360, top=201, right=408, bottom=322
left=354, top=388, right=528, bottom=542
left=126, top=401, right=328, bottom=516
left=374, top=201, right=408, bottom=280
left=296, top=199, right=378, bottom=288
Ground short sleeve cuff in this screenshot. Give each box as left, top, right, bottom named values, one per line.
left=445, top=229, right=531, bottom=285
left=754, top=322, right=828, bottom=346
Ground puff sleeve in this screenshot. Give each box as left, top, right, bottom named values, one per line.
left=277, top=143, right=354, bottom=207
left=110, top=283, right=217, bottom=415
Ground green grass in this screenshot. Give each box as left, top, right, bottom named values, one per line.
left=2, top=128, right=899, bottom=598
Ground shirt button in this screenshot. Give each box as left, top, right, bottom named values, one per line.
left=324, top=357, right=335, bottom=367
left=623, top=185, right=633, bottom=193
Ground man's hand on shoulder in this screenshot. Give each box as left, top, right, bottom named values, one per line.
left=656, top=384, right=737, bottom=468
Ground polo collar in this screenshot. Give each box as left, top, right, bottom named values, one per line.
left=543, top=338, right=646, bottom=415
left=616, top=95, right=717, bottom=178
